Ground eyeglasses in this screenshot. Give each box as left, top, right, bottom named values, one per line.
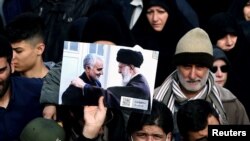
left=211, top=65, right=229, bottom=73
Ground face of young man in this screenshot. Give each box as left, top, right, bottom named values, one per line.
left=0, top=57, right=11, bottom=97
left=187, top=115, right=220, bottom=141
left=87, top=58, right=103, bottom=81
left=131, top=125, right=172, bottom=141
left=177, top=64, right=209, bottom=95
left=146, top=6, right=169, bottom=32
left=11, top=40, right=44, bottom=73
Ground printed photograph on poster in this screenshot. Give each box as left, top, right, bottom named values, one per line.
left=59, top=41, right=159, bottom=113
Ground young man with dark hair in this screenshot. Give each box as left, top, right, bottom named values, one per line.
left=80, top=98, right=173, bottom=141
left=4, top=12, right=50, bottom=78
left=177, top=99, right=220, bottom=141
left=0, top=35, right=44, bottom=140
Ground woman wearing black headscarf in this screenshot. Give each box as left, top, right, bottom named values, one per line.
left=132, top=0, right=187, bottom=87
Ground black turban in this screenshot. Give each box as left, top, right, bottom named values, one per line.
left=116, top=49, right=143, bottom=67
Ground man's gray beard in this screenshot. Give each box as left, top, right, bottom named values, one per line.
left=122, top=74, right=132, bottom=86
left=177, top=70, right=209, bottom=92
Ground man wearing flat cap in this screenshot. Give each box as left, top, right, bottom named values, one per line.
left=153, top=27, right=249, bottom=140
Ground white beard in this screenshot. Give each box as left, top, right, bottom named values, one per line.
left=122, top=66, right=132, bottom=86
left=122, top=74, right=131, bottom=86
left=177, top=69, right=209, bottom=92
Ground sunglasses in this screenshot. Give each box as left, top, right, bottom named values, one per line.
left=211, top=65, right=229, bottom=73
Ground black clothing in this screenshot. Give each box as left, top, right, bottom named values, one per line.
left=62, top=72, right=101, bottom=106
left=225, top=21, right=250, bottom=117
left=132, top=0, right=186, bottom=87
left=62, top=74, right=151, bottom=113
left=60, top=71, right=101, bottom=141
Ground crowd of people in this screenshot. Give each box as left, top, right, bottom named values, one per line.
left=0, top=0, right=250, bottom=141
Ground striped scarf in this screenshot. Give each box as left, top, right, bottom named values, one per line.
left=154, top=70, right=228, bottom=124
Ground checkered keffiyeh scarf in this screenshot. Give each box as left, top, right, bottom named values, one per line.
left=154, top=70, right=228, bottom=124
